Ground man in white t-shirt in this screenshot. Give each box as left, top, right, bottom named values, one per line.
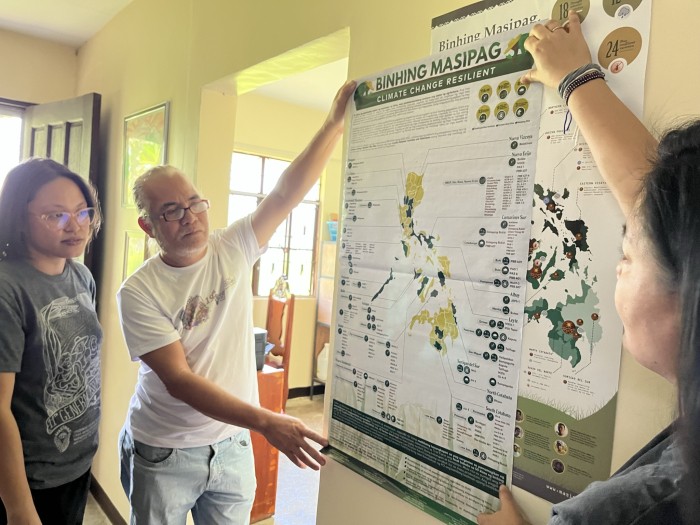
left=117, top=81, right=355, bottom=525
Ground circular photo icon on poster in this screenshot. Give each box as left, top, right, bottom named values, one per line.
left=477, top=105, right=490, bottom=123
left=513, top=443, right=522, bottom=457
left=555, top=422, right=569, bottom=437
left=552, top=459, right=565, bottom=474
left=554, top=439, right=568, bottom=456
left=479, top=84, right=493, bottom=103
left=515, top=409, right=524, bottom=422
left=514, top=426, right=523, bottom=439
left=495, top=101, right=509, bottom=121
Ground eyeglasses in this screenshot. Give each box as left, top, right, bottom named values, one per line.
left=159, top=199, right=210, bottom=222
left=30, top=208, right=97, bottom=231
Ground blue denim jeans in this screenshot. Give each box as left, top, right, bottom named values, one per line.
left=119, top=428, right=256, bottom=525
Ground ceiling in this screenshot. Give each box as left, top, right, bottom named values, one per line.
left=0, top=0, right=136, bottom=48
left=0, top=0, right=346, bottom=111
left=252, top=58, right=348, bottom=112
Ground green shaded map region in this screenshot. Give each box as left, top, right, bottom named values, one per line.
left=409, top=301, right=459, bottom=353
left=399, top=172, right=436, bottom=254
left=525, top=280, right=601, bottom=368
left=527, top=186, right=593, bottom=286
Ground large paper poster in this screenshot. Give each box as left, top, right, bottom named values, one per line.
left=327, top=28, right=542, bottom=524
left=431, top=0, right=652, bottom=504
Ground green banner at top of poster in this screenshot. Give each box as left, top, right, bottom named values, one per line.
left=353, top=34, right=532, bottom=111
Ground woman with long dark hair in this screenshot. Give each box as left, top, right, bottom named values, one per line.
left=0, top=158, right=103, bottom=525
left=478, top=12, right=698, bottom=525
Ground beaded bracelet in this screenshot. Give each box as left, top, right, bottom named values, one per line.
left=558, top=63, right=604, bottom=95
left=557, top=64, right=598, bottom=98
left=563, top=70, right=606, bottom=105
left=558, top=63, right=605, bottom=102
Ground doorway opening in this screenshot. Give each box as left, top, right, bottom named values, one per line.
left=195, top=27, right=350, bottom=525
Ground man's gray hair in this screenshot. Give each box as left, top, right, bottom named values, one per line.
left=132, top=165, right=182, bottom=217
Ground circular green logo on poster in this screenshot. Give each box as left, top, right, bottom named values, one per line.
left=515, top=79, right=528, bottom=96
left=477, top=105, right=491, bottom=123
left=479, top=85, right=493, bottom=103
left=495, top=102, right=509, bottom=121
left=497, top=80, right=512, bottom=99
left=514, top=98, right=529, bottom=118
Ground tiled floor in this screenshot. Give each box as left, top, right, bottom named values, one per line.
left=85, top=395, right=326, bottom=525
left=84, top=493, right=111, bottom=524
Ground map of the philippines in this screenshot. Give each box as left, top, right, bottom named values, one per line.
left=334, top=144, right=532, bottom=470
left=395, top=171, right=459, bottom=355
left=331, top=32, right=544, bottom=517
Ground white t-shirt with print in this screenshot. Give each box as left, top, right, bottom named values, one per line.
left=117, top=216, right=264, bottom=448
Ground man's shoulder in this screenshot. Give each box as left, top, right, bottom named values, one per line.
left=119, top=257, right=163, bottom=296
left=212, top=220, right=247, bottom=243
left=212, top=216, right=259, bottom=256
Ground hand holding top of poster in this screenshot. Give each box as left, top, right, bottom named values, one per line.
left=324, top=80, right=358, bottom=135
left=520, top=13, right=592, bottom=88
left=519, top=10, right=654, bottom=216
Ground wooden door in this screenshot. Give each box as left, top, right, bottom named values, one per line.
left=21, top=93, right=103, bottom=293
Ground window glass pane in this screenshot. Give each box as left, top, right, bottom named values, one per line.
left=303, top=181, right=320, bottom=202
left=290, top=203, right=317, bottom=250
left=267, top=218, right=288, bottom=249
left=287, top=249, right=313, bottom=296
left=257, top=248, right=285, bottom=296
left=0, top=115, right=22, bottom=190
left=262, top=158, right=290, bottom=194
left=230, top=152, right=262, bottom=193
left=228, top=194, right=258, bottom=224
left=229, top=152, right=320, bottom=296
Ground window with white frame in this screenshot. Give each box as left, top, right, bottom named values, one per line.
left=228, top=151, right=320, bottom=296
left=0, top=103, right=23, bottom=189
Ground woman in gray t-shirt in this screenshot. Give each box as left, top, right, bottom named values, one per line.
left=0, top=158, right=103, bottom=525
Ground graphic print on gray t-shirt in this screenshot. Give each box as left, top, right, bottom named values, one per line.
left=39, top=292, right=101, bottom=452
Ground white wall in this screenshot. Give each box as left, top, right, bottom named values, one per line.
left=0, top=28, right=76, bottom=103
